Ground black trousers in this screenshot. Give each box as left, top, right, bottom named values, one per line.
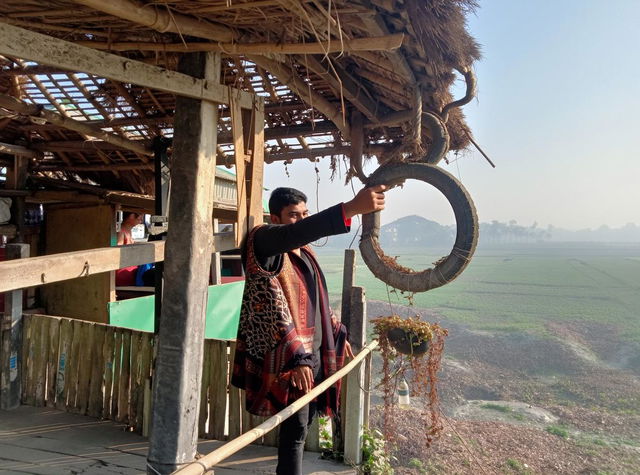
left=276, top=400, right=317, bottom=475
left=276, top=360, right=321, bottom=475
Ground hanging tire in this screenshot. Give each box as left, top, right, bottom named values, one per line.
left=422, top=111, right=450, bottom=165
left=359, top=163, right=478, bottom=292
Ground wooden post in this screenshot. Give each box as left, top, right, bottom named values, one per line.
left=210, top=219, right=222, bottom=285
left=1, top=243, right=29, bottom=409
left=247, top=98, right=265, bottom=230
left=147, top=52, right=220, bottom=474
left=336, top=248, right=356, bottom=452
left=231, top=92, right=248, bottom=247
left=340, top=249, right=356, bottom=329
left=343, top=286, right=367, bottom=466
left=5, top=156, right=29, bottom=243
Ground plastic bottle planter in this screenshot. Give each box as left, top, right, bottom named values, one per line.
left=360, top=163, right=479, bottom=292
left=387, top=327, right=429, bottom=355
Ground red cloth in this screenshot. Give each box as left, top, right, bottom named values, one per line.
left=115, top=266, right=137, bottom=286
left=341, top=203, right=352, bottom=227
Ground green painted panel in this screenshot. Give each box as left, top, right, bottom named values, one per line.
left=204, top=281, right=244, bottom=339
left=108, top=281, right=244, bottom=339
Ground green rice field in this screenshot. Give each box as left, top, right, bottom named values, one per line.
left=314, top=243, right=640, bottom=342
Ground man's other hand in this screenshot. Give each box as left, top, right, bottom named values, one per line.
left=345, top=341, right=355, bottom=359
left=291, top=365, right=314, bottom=393
left=343, top=185, right=386, bottom=219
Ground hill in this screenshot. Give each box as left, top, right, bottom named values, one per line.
left=324, top=214, right=454, bottom=248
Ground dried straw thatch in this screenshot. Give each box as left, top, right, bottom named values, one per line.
left=0, top=0, right=481, bottom=194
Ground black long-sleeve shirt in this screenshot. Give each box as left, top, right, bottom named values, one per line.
left=248, top=203, right=350, bottom=271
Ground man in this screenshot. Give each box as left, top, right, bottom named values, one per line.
left=232, top=185, right=385, bottom=475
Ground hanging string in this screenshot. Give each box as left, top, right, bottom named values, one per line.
left=311, top=160, right=329, bottom=247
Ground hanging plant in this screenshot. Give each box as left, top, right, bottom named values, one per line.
left=372, top=314, right=448, bottom=454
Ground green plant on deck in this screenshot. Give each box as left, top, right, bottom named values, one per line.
left=361, top=428, right=394, bottom=474
left=318, top=416, right=333, bottom=450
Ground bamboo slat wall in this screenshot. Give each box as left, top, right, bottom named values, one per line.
left=20, top=314, right=318, bottom=448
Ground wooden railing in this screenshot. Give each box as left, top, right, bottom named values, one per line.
left=175, top=340, right=378, bottom=474
left=18, top=314, right=314, bottom=448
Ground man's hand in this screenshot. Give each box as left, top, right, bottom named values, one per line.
left=345, top=341, right=355, bottom=359
left=343, top=185, right=386, bottom=219
left=290, top=365, right=314, bottom=393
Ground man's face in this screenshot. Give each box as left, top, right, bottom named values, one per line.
left=271, top=201, right=309, bottom=225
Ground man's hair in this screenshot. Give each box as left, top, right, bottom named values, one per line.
left=268, top=187, right=307, bottom=216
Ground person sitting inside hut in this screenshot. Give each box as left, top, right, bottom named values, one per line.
left=232, top=185, right=385, bottom=475
left=117, top=211, right=143, bottom=245
left=115, top=211, right=154, bottom=288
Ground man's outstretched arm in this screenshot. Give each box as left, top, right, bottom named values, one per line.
left=254, top=185, right=386, bottom=259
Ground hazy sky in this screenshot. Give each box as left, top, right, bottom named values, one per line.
left=264, top=0, right=640, bottom=230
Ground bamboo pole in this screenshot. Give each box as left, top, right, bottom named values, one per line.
left=75, top=34, right=404, bottom=54
left=173, top=340, right=379, bottom=475
left=70, top=0, right=234, bottom=42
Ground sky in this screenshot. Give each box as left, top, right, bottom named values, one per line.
left=263, top=0, right=640, bottom=230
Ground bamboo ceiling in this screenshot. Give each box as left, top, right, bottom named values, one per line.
left=0, top=0, right=480, bottom=194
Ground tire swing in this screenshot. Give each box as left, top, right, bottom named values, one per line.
left=359, top=162, right=479, bottom=292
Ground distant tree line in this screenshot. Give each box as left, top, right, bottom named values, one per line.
left=480, top=220, right=640, bottom=244
left=321, top=216, right=640, bottom=248
left=480, top=220, right=550, bottom=244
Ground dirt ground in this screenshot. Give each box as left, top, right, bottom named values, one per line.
left=366, top=301, right=640, bottom=474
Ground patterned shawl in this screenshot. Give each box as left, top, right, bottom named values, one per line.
left=231, top=225, right=347, bottom=417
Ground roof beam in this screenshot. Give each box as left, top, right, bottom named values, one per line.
left=32, top=121, right=339, bottom=154
left=0, top=22, right=252, bottom=108
left=298, top=55, right=382, bottom=123
left=19, top=115, right=174, bottom=131
left=36, top=162, right=153, bottom=172
left=7, top=6, right=350, bottom=139
left=69, top=0, right=235, bottom=42
left=0, top=93, right=153, bottom=157
left=265, top=143, right=394, bottom=163
left=249, top=55, right=350, bottom=139
left=75, top=34, right=405, bottom=55
left=19, top=104, right=313, bottom=131
left=0, top=141, right=39, bottom=158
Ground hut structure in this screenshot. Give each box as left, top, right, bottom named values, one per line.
left=0, top=1, right=481, bottom=473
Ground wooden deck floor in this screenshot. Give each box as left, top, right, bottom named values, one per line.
left=0, top=406, right=355, bottom=474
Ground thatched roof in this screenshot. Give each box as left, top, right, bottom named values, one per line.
left=0, top=0, right=480, bottom=194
